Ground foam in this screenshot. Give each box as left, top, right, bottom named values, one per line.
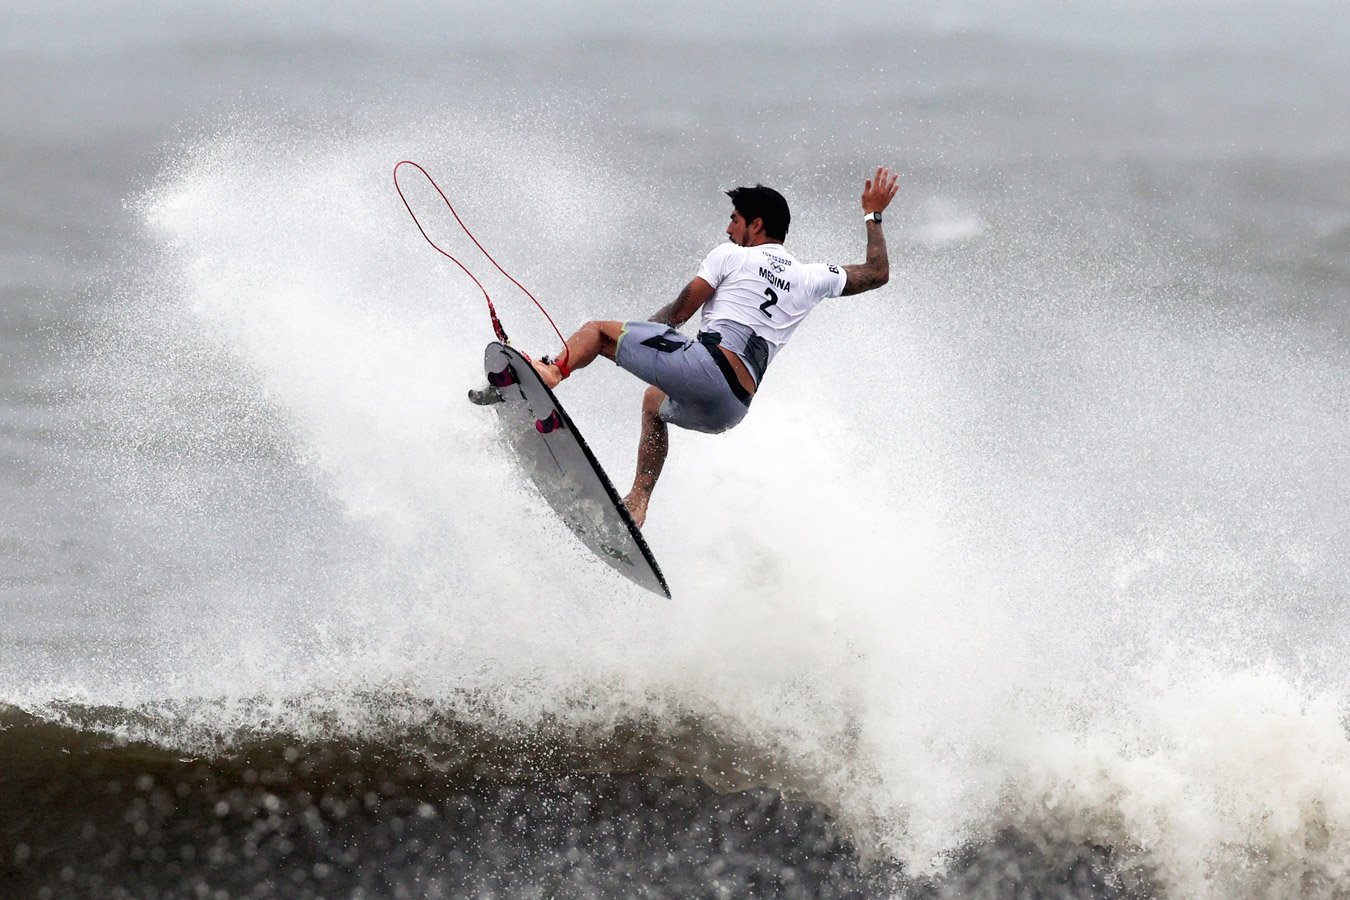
left=11, top=108, right=1350, bottom=897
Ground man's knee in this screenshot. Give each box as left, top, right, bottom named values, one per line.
left=582, top=320, right=624, bottom=360
left=642, top=385, right=667, bottom=416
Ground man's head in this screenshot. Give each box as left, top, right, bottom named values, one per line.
left=725, top=184, right=790, bottom=246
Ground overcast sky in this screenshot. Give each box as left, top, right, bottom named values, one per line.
left=3, top=0, right=1347, bottom=58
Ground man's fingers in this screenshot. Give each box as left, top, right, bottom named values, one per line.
left=863, top=167, right=899, bottom=209
left=866, top=168, right=896, bottom=194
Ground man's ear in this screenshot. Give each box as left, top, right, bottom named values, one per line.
left=750, top=217, right=766, bottom=236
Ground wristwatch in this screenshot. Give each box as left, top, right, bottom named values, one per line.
left=864, top=211, right=882, bottom=224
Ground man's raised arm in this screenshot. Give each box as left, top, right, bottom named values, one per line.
left=841, top=167, right=899, bottom=297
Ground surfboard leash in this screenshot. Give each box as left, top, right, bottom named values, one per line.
left=393, top=160, right=572, bottom=371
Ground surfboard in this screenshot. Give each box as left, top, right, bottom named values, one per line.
left=475, top=342, right=670, bottom=598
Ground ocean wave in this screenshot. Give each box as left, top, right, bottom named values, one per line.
left=6, top=668, right=1350, bottom=899
left=1, top=696, right=1143, bottom=898
left=0, top=693, right=813, bottom=794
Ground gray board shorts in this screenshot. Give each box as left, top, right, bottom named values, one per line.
left=614, top=321, right=751, bottom=434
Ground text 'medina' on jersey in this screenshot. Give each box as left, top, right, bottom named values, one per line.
left=695, top=241, right=847, bottom=369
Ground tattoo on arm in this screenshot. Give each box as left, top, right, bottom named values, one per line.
left=649, top=284, right=688, bottom=325
left=841, top=222, right=890, bottom=297
left=649, top=280, right=706, bottom=326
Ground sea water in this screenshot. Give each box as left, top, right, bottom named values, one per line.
left=2, top=2, right=1348, bottom=896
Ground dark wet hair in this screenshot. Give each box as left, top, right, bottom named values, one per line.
left=725, top=184, right=790, bottom=241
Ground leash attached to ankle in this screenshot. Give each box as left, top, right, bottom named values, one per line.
left=541, top=351, right=572, bottom=381
left=553, top=351, right=573, bottom=380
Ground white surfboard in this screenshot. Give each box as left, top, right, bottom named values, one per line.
left=477, top=342, right=670, bottom=598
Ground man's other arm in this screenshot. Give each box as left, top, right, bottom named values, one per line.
left=840, top=166, right=899, bottom=297
left=649, top=276, right=715, bottom=326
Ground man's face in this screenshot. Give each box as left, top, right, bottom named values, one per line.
left=727, top=209, right=755, bottom=246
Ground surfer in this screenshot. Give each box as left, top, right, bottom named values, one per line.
left=531, top=167, right=899, bottom=527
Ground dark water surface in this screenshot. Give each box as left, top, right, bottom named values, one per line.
left=3, top=705, right=1141, bottom=899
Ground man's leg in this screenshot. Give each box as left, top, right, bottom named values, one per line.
left=531, top=320, right=624, bottom=388
left=623, top=385, right=669, bottom=528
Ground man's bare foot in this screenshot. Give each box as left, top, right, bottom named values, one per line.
left=531, top=358, right=563, bottom=389
left=623, top=491, right=649, bottom=529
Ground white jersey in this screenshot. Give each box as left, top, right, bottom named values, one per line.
left=695, top=241, right=846, bottom=372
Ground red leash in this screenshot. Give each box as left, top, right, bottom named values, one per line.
left=393, top=160, right=571, bottom=369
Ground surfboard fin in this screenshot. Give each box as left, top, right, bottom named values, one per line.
left=487, top=366, right=518, bottom=388
left=535, top=411, right=565, bottom=434
left=469, top=364, right=519, bottom=405
left=468, top=385, right=505, bottom=405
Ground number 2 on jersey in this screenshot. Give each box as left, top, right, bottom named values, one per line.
left=760, top=287, right=779, bottom=318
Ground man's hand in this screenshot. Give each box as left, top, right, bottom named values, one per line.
left=862, top=166, right=899, bottom=214
left=841, top=166, right=897, bottom=296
